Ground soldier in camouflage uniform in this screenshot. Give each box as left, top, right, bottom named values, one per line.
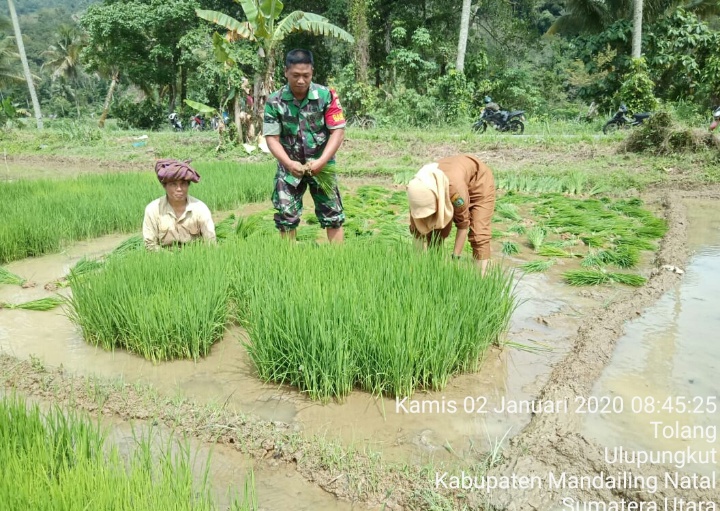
left=263, top=48, right=346, bottom=243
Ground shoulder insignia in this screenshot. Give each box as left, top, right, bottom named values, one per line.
left=451, top=193, right=465, bottom=208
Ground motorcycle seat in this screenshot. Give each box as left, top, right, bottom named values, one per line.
left=507, top=110, right=524, bottom=116
left=634, top=113, right=651, bottom=121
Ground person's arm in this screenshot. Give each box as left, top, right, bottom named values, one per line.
left=142, top=205, right=161, bottom=251
left=200, top=206, right=216, bottom=244
left=308, top=128, right=344, bottom=174
left=309, top=88, right=346, bottom=175
left=265, top=135, right=305, bottom=178
left=453, top=227, right=468, bottom=257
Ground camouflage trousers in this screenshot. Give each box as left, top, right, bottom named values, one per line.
left=271, top=163, right=345, bottom=231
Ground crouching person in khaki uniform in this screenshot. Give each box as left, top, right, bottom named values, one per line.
left=143, top=159, right=216, bottom=250
left=407, top=154, right=496, bottom=274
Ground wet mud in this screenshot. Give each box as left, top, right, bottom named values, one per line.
left=2, top=187, right=720, bottom=510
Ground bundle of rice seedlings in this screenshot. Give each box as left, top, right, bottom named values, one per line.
left=501, top=241, right=520, bottom=255
left=495, top=203, right=522, bottom=221
left=608, top=272, right=646, bottom=287
left=110, top=234, right=144, bottom=257
left=507, top=224, right=526, bottom=235
left=0, top=267, right=25, bottom=286
left=214, top=214, right=236, bottom=241
left=520, top=259, right=555, bottom=273
left=563, top=269, right=646, bottom=287
left=235, top=215, right=264, bottom=239
left=608, top=245, right=640, bottom=269
left=313, top=167, right=338, bottom=197
left=69, top=257, right=105, bottom=278
left=526, top=226, right=546, bottom=251
left=1, top=297, right=64, bottom=311
left=581, top=251, right=608, bottom=268
left=563, top=269, right=612, bottom=286
left=537, top=246, right=571, bottom=258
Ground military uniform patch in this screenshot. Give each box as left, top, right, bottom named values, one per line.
left=451, top=193, right=465, bottom=208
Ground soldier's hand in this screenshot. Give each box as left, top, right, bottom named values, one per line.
left=288, top=161, right=306, bottom=178
left=306, top=160, right=325, bottom=176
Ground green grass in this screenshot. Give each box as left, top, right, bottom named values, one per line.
left=0, top=394, right=256, bottom=511
left=526, top=226, right=546, bottom=251
left=0, top=162, right=273, bottom=264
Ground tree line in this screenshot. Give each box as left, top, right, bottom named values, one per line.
left=1, top=0, right=719, bottom=135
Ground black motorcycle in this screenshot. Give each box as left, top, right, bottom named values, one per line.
left=168, top=112, right=183, bottom=131
left=472, top=108, right=525, bottom=134
left=602, top=105, right=651, bottom=134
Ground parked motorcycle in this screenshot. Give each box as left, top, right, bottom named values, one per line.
left=190, top=113, right=206, bottom=131
left=602, top=104, right=651, bottom=134
left=472, top=108, right=525, bottom=134
left=710, top=105, right=720, bottom=132
left=169, top=112, right=183, bottom=131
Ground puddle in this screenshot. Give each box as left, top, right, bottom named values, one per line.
left=583, top=199, right=720, bottom=475
left=1, top=233, right=602, bottom=467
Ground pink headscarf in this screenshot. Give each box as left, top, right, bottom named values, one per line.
left=154, top=159, right=201, bottom=184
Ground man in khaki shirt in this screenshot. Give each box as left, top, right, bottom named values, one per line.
left=143, top=159, right=216, bottom=250
left=407, top=154, right=496, bottom=273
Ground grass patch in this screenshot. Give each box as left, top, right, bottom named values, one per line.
left=0, top=162, right=273, bottom=264
left=0, top=394, right=256, bottom=511
left=526, top=226, right=546, bottom=251
left=501, top=241, right=520, bottom=255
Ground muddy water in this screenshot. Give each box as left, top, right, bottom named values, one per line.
left=583, top=200, right=720, bottom=475
left=0, top=234, right=601, bottom=469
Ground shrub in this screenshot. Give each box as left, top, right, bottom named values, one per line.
left=112, top=97, right=165, bottom=131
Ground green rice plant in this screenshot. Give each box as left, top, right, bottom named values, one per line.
left=519, top=259, right=555, bottom=273
left=0, top=394, right=255, bottom=511
left=536, top=246, right=572, bottom=258
left=235, top=215, right=268, bottom=239
left=581, top=250, right=609, bottom=268
left=67, top=244, right=231, bottom=361
left=214, top=214, right=236, bottom=241
left=1, top=297, right=64, bottom=311
left=615, top=237, right=656, bottom=251
left=501, top=241, right=520, bottom=255
left=563, top=269, right=647, bottom=287
left=526, top=226, right=546, bottom=251
left=495, top=203, right=522, bottom=221
left=313, top=165, right=339, bottom=197
left=564, top=171, right=587, bottom=195
left=111, top=234, right=145, bottom=257
left=507, top=223, right=526, bottom=235
left=230, top=238, right=517, bottom=401
left=0, top=266, right=25, bottom=286
left=0, top=162, right=273, bottom=264
left=607, top=245, right=640, bottom=269
left=69, top=257, right=105, bottom=278
left=563, top=269, right=612, bottom=286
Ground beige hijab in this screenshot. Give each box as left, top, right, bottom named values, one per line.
left=407, top=163, right=453, bottom=234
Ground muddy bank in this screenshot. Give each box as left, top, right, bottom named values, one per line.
left=482, top=191, right=720, bottom=510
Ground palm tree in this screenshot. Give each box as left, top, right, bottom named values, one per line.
left=0, top=36, right=22, bottom=88
left=196, top=0, right=354, bottom=137
left=42, top=25, right=86, bottom=117
left=7, top=0, right=42, bottom=129
left=632, top=0, right=643, bottom=58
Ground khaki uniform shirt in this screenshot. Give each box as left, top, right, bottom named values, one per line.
left=142, top=195, right=216, bottom=250
left=410, top=155, right=495, bottom=260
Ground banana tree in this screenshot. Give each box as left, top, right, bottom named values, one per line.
left=196, top=0, right=354, bottom=139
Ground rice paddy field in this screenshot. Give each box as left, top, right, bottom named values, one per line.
left=1, top=125, right=719, bottom=510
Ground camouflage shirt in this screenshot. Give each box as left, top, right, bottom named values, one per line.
left=263, top=83, right=346, bottom=164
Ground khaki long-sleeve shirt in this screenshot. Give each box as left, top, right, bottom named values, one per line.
left=410, top=155, right=496, bottom=259
left=142, top=195, right=216, bottom=250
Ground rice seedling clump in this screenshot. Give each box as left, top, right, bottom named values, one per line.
left=0, top=394, right=255, bottom=510
left=67, top=244, right=231, bottom=361
left=229, top=238, right=518, bottom=401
